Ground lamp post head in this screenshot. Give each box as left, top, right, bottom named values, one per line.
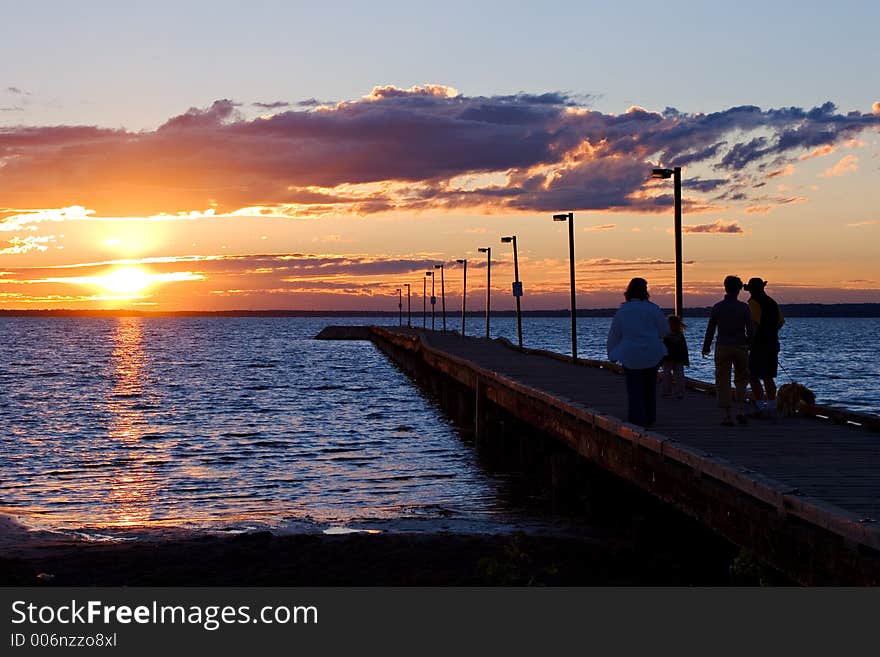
left=425, top=271, right=433, bottom=277
left=552, top=213, right=571, bottom=221
left=500, top=236, right=513, bottom=243
left=434, top=263, right=443, bottom=269
left=652, top=167, right=674, bottom=179
left=455, top=259, right=466, bottom=264
left=477, top=247, right=489, bottom=253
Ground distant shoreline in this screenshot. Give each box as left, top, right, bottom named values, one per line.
left=2, top=303, right=880, bottom=318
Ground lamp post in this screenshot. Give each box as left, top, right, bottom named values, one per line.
left=404, top=283, right=411, bottom=327
left=434, top=264, right=446, bottom=331
left=477, top=247, right=491, bottom=339
left=501, top=235, right=523, bottom=348
left=456, top=259, right=467, bottom=337
left=422, top=276, right=427, bottom=329
left=426, top=271, right=436, bottom=330
left=553, top=212, right=577, bottom=362
left=397, top=288, right=402, bottom=326
left=651, top=166, right=683, bottom=317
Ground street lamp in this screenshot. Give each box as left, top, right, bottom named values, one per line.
left=455, top=259, right=467, bottom=337
left=553, top=212, right=577, bottom=362
left=501, top=235, right=523, bottom=348
left=396, top=287, right=402, bottom=326
left=477, top=247, right=491, bottom=339
left=434, top=264, right=446, bottom=331
left=422, top=275, right=427, bottom=329
left=404, top=283, right=411, bottom=327
left=652, top=166, right=683, bottom=317
left=425, top=271, right=436, bottom=330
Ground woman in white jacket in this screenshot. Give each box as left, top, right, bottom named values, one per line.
left=606, top=278, right=669, bottom=427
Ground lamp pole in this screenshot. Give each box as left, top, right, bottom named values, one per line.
left=404, top=283, right=411, bottom=327
left=477, top=247, right=491, bottom=339
left=552, top=213, right=576, bottom=361
left=434, top=264, right=446, bottom=331
left=426, top=271, right=435, bottom=330
left=422, top=276, right=427, bottom=329
left=456, top=259, right=467, bottom=337
left=501, top=235, right=523, bottom=348
left=396, top=288, right=402, bottom=326
left=651, top=166, right=684, bottom=317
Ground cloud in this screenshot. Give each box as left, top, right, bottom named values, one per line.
left=0, top=235, right=57, bottom=254
left=682, top=220, right=744, bottom=234
left=1, top=86, right=878, bottom=218
left=253, top=101, right=292, bottom=109
left=820, top=154, right=859, bottom=177
left=799, top=144, right=835, bottom=160
left=846, top=220, right=879, bottom=227
left=874, top=101, right=880, bottom=115
left=767, top=164, right=795, bottom=178
left=585, top=224, right=616, bottom=231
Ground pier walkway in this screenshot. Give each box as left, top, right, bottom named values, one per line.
left=319, top=325, right=880, bottom=584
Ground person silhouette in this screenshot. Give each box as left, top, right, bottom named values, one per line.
left=702, top=275, right=754, bottom=426
left=606, top=278, right=668, bottom=427
left=744, top=277, right=785, bottom=417
left=661, top=315, right=689, bottom=399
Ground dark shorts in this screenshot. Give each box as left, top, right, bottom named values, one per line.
left=749, top=343, right=779, bottom=379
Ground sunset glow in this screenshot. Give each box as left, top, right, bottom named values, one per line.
left=1, top=4, right=878, bottom=311
left=93, top=268, right=153, bottom=296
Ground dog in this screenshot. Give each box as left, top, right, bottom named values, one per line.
left=776, top=382, right=816, bottom=417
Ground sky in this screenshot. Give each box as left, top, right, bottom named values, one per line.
left=2, top=0, right=879, bottom=311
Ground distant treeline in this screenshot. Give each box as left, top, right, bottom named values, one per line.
left=2, top=303, right=880, bottom=318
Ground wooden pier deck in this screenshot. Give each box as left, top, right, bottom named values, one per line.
left=319, top=325, right=880, bottom=584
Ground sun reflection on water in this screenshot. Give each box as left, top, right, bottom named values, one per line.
left=104, top=317, right=157, bottom=527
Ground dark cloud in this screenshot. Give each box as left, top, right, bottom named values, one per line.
left=683, top=177, right=728, bottom=192
left=0, top=85, right=878, bottom=217
left=157, top=99, right=240, bottom=131
left=0, top=253, right=441, bottom=281
left=253, top=101, right=292, bottom=109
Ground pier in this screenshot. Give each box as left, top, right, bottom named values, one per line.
left=318, top=325, right=880, bottom=585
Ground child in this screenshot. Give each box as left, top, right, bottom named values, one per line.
left=662, top=315, right=689, bottom=398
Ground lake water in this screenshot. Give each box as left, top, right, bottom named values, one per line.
left=1, top=315, right=877, bottom=538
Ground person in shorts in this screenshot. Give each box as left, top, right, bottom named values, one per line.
left=702, top=276, right=754, bottom=426
left=744, top=277, right=785, bottom=416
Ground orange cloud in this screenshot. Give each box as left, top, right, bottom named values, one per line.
left=681, top=220, right=744, bottom=234
left=798, top=144, right=835, bottom=160
left=820, top=155, right=859, bottom=177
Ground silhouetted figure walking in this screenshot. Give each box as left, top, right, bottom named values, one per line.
left=745, top=277, right=785, bottom=417
left=702, top=276, right=753, bottom=426
left=606, top=278, right=668, bottom=427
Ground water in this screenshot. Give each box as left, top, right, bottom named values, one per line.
left=1, top=315, right=877, bottom=537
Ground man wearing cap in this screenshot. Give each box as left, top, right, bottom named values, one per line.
left=745, top=277, right=785, bottom=417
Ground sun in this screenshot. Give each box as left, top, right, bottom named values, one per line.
left=94, top=267, right=153, bottom=295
